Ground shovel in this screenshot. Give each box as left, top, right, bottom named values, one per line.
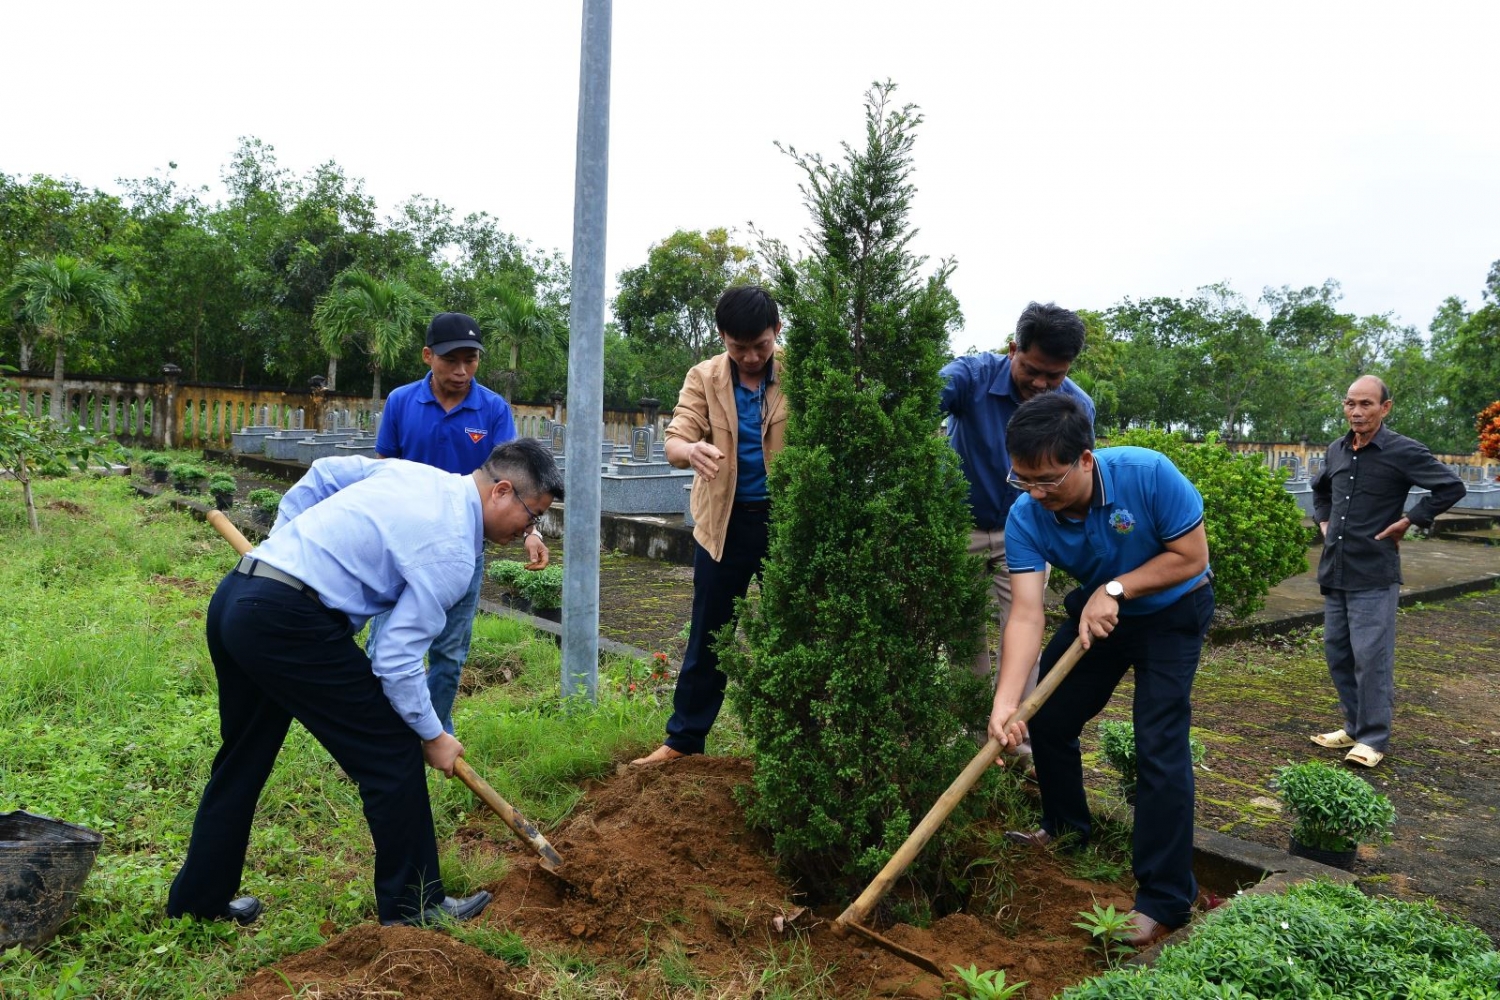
left=830, top=633, right=1089, bottom=976
left=206, top=509, right=565, bottom=874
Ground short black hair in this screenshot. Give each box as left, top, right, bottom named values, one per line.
left=1006, top=392, right=1095, bottom=467
left=481, top=438, right=565, bottom=501
left=715, top=285, right=780, bottom=342
left=1014, top=302, right=1086, bottom=361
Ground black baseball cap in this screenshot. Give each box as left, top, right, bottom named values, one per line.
left=426, top=312, right=485, bottom=356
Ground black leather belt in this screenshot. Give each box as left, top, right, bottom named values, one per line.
left=733, top=500, right=771, bottom=512
left=235, top=555, right=320, bottom=602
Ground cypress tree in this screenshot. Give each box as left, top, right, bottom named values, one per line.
left=721, top=83, right=990, bottom=897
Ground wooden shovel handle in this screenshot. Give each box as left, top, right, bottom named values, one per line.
left=453, top=758, right=565, bottom=873
left=834, top=634, right=1088, bottom=933
left=207, top=509, right=253, bottom=556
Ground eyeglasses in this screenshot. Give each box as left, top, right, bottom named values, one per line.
left=512, top=491, right=544, bottom=528
left=1006, top=458, right=1081, bottom=494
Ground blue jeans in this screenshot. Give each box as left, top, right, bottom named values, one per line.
left=366, top=553, right=485, bottom=735
left=1030, top=583, right=1214, bottom=930
left=1322, top=585, right=1399, bottom=752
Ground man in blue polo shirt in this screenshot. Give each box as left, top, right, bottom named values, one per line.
left=941, top=302, right=1094, bottom=767
left=371, top=312, right=550, bottom=733
left=987, top=392, right=1213, bottom=949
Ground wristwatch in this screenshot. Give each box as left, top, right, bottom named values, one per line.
left=1104, top=580, right=1127, bottom=601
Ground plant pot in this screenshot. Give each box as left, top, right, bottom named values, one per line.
left=500, top=592, right=532, bottom=615
left=213, top=493, right=234, bottom=511
left=0, top=811, right=104, bottom=950
left=252, top=509, right=275, bottom=528
left=151, top=469, right=169, bottom=484
left=1288, top=835, right=1357, bottom=870
left=533, top=606, right=562, bottom=623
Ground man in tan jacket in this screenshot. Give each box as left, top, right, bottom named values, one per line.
left=633, top=286, right=787, bottom=764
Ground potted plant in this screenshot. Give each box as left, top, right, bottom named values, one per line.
left=486, top=560, right=531, bottom=611
left=1098, top=719, right=1206, bottom=803
left=144, top=452, right=172, bottom=484
left=170, top=462, right=208, bottom=494
left=247, top=488, right=282, bottom=527
left=1273, top=760, right=1396, bottom=870
left=517, top=565, right=564, bottom=622
left=208, top=474, right=237, bottom=511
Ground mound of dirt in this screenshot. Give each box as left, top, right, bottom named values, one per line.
left=232, top=757, right=1130, bottom=998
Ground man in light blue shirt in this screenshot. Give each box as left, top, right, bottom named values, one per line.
left=167, top=439, right=563, bottom=928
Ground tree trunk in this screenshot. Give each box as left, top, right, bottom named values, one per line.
left=17, top=455, right=38, bottom=534
left=50, top=342, right=66, bottom=423
left=17, top=333, right=32, bottom=373
left=370, top=363, right=381, bottom=402
left=327, top=356, right=339, bottom=392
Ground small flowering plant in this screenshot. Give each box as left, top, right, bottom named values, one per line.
left=622, top=651, right=674, bottom=698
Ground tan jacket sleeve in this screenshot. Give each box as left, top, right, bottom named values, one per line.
left=666, top=364, right=712, bottom=445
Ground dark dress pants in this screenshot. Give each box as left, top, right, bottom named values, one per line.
left=1029, top=583, right=1214, bottom=929
left=167, top=572, right=445, bottom=924
left=664, top=506, right=770, bottom=754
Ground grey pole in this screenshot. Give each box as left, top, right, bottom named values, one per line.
left=562, top=0, right=611, bottom=702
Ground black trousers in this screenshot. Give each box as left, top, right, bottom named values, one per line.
left=665, top=506, right=770, bottom=754
left=1030, top=583, right=1214, bottom=929
left=167, top=572, right=444, bottom=924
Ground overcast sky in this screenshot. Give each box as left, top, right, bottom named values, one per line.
left=6, top=1, right=1497, bottom=352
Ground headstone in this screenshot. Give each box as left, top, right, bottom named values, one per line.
left=631, top=426, right=653, bottom=463
left=551, top=423, right=566, bottom=455
left=293, top=409, right=305, bottom=430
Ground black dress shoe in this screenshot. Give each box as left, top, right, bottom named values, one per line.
left=223, top=896, right=264, bottom=925
left=381, top=890, right=492, bottom=927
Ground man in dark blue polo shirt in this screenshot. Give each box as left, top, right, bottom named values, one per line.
left=988, top=392, right=1214, bottom=949
left=941, top=303, right=1094, bottom=766
left=370, top=312, right=550, bottom=733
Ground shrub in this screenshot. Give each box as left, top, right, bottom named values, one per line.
left=208, top=473, right=236, bottom=496
left=720, top=83, right=990, bottom=899
left=486, top=559, right=529, bottom=592
left=1273, top=760, right=1396, bottom=852
left=142, top=452, right=172, bottom=472
left=1110, top=427, right=1311, bottom=619
left=515, top=565, right=564, bottom=611
left=169, top=463, right=208, bottom=491
left=247, top=488, right=282, bottom=518
left=1097, top=719, right=1206, bottom=792
left=1476, top=400, right=1500, bottom=462
left=1059, top=880, right=1499, bottom=999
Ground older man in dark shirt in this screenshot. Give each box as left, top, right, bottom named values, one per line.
left=1310, top=375, right=1464, bottom=768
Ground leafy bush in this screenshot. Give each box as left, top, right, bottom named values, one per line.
left=1110, top=427, right=1311, bottom=619
left=169, top=462, right=208, bottom=491
left=1097, top=719, right=1206, bottom=792
left=208, top=473, right=236, bottom=496
left=1059, top=880, right=1499, bottom=999
left=720, top=84, right=990, bottom=898
left=139, top=450, right=170, bottom=472
left=515, top=565, right=563, bottom=611
left=246, top=488, right=282, bottom=518
left=1273, top=760, right=1396, bottom=852
left=486, top=559, right=529, bottom=592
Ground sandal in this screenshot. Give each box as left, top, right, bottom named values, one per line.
left=1310, top=728, right=1355, bottom=749
left=1344, top=743, right=1384, bottom=768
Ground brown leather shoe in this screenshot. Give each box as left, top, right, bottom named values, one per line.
left=630, top=745, right=686, bottom=766
left=1122, top=910, right=1173, bottom=948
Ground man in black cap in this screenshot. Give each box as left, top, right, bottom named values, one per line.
left=371, top=313, right=549, bottom=734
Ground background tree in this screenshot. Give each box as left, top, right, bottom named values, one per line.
left=470, top=281, right=554, bottom=399
left=613, top=228, right=761, bottom=364
left=2, top=255, right=129, bottom=420
left=0, top=365, right=119, bottom=533
left=721, top=83, right=989, bottom=897
left=1437, top=260, right=1500, bottom=435
left=312, top=269, right=431, bottom=398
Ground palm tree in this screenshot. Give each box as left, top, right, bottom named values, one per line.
left=2, top=255, right=129, bottom=422
left=312, top=269, right=431, bottom=399
left=473, top=282, right=552, bottom=395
